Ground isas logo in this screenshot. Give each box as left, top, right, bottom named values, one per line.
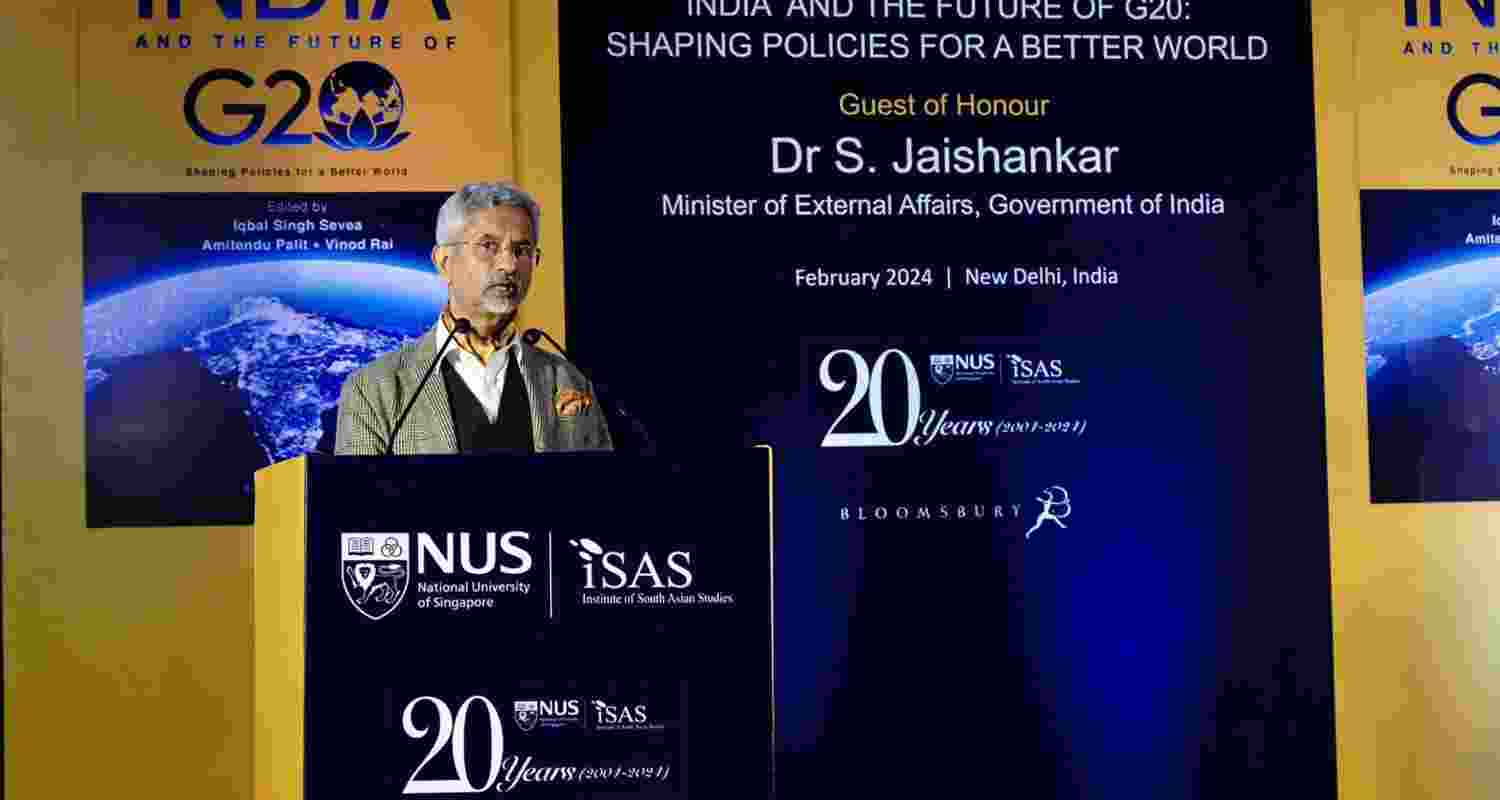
left=570, top=538, right=692, bottom=590
left=1004, top=355, right=1079, bottom=385
left=1007, top=355, right=1062, bottom=379
left=592, top=699, right=661, bottom=731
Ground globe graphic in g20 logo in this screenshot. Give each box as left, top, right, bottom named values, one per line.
left=315, top=61, right=411, bottom=152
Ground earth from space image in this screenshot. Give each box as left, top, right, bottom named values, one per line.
left=84, top=260, right=444, bottom=524
left=1364, top=254, right=1500, bottom=502
left=1365, top=255, right=1500, bottom=379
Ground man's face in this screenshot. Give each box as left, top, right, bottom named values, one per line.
left=433, top=205, right=536, bottom=320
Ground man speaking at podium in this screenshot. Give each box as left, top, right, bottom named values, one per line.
left=334, top=182, right=613, bottom=455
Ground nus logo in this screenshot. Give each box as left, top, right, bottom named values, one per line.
left=137, top=0, right=454, bottom=21
left=514, top=698, right=583, bottom=733
left=569, top=538, right=693, bottom=590
left=539, top=699, right=578, bottom=717
left=929, top=352, right=996, bottom=386
left=416, top=531, right=533, bottom=576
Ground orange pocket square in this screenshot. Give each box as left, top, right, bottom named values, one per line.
left=555, top=389, right=593, bottom=418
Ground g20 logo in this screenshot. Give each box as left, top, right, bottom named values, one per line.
left=818, top=348, right=923, bottom=447
left=184, top=60, right=411, bottom=150
left=1448, top=73, right=1500, bottom=145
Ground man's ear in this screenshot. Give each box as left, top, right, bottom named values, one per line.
left=431, top=245, right=449, bottom=280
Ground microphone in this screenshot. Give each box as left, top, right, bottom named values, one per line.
left=521, top=327, right=562, bottom=356
left=522, top=328, right=656, bottom=455
left=385, top=317, right=471, bottom=455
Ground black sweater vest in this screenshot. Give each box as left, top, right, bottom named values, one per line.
left=439, top=355, right=534, bottom=454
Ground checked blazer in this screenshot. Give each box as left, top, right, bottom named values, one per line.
left=334, top=328, right=614, bottom=455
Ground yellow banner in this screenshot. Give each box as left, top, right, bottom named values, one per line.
left=81, top=0, right=511, bottom=191
left=1358, top=1, right=1500, bottom=185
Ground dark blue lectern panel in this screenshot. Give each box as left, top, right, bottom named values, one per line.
left=302, top=451, right=772, bottom=799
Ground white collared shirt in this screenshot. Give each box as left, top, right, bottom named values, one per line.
left=433, top=321, right=522, bottom=424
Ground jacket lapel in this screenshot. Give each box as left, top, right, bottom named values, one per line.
left=402, top=332, right=459, bottom=454
left=520, top=342, right=555, bottom=451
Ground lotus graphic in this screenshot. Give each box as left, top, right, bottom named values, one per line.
left=315, top=61, right=411, bottom=152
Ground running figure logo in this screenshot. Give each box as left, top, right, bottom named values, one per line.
left=1025, top=486, right=1071, bottom=539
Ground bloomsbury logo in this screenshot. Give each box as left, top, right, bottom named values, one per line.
left=1024, top=486, right=1071, bottom=539
left=840, top=485, right=1076, bottom=541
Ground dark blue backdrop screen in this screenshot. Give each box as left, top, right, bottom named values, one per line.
left=556, top=3, right=1334, bottom=798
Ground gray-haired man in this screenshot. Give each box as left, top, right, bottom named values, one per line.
left=334, top=182, right=613, bottom=455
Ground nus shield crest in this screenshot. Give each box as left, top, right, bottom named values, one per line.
left=341, top=533, right=409, bottom=621
left=930, top=354, right=955, bottom=386
left=514, top=700, right=539, bottom=732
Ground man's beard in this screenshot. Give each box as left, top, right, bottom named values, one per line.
left=476, top=282, right=526, bottom=315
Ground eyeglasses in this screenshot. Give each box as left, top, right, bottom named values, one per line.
left=442, top=238, right=540, bottom=263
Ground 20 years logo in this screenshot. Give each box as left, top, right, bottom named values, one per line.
left=400, top=694, right=671, bottom=794
left=818, top=346, right=1087, bottom=447
left=402, top=695, right=505, bottom=794
left=818, top=348, right=924, bottom=447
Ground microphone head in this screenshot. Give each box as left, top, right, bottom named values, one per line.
left=452, top=317, right=473, bottom=334
left=522, top=328, right=543, bottom=346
